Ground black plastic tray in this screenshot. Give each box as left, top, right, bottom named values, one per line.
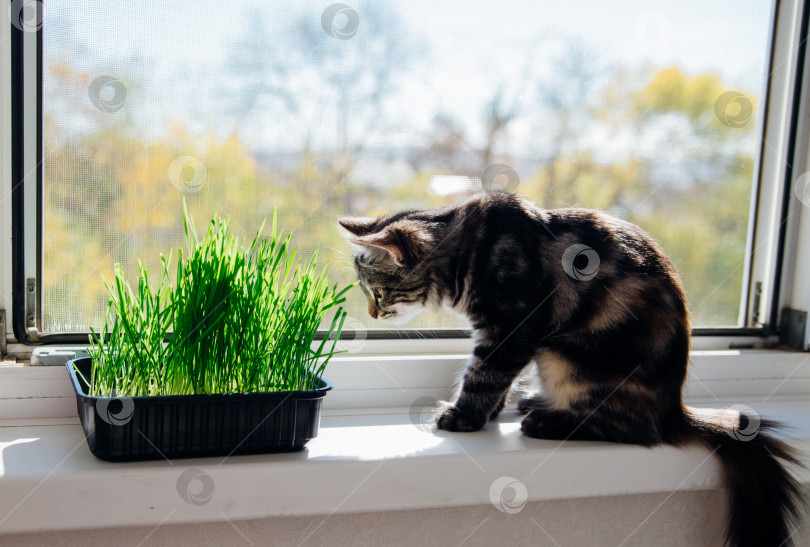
left=66, top=357, right=332, bottom=462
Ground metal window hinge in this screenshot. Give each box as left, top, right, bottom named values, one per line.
left=779, top=307, right=808, bottom=350
left=0, top=309, right=7, bottom=357
left=751, top=281, right=763, bottom=326
left=25, top=277, right=39, bottom=340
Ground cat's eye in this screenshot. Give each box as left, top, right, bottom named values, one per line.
left=372, top=287, right=384, bottom=299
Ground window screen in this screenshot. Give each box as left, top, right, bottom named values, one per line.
left=42, top=0, right=775, bottom=333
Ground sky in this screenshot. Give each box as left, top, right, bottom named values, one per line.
left=43, top=0, right=775, bottom=151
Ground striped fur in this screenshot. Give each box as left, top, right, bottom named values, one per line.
left=340, top=192, right=801, bottom=546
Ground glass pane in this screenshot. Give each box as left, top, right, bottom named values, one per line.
left=42, top=0, right=775, bottom=332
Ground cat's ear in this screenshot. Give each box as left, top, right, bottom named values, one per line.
left=349, top=224, right=432, bottom=265
left=349, top=230, right=407, bottom=263
left=338, top=216, right=379, bottom=236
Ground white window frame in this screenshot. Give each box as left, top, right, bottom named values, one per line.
left=748, top=0, right=810, bottom=332
left=1, top=0, right=14, bottom=351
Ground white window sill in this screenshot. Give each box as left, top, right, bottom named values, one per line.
left=1, top=399, right=809, bottom=536
left=1, top=348, right=809, bottom=535
left=4, top=347, right=810, bottom=418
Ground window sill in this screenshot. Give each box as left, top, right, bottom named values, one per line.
left=4, top=347, right=810, bottom=418
left=1, top=400, right=809, bottom=536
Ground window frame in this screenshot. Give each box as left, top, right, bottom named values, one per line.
left=0, top=0, right=13, bottom=348
left=3, top=0, right=809, bottom=353
left=747, top=0, right=810, bottom=332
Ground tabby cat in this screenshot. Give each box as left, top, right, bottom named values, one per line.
left=339, top=191, right=801, bottom=547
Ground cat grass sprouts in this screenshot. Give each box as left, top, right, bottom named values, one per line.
left=81, top=202, right=352, bottom=397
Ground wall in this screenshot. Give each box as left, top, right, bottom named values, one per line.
left=4, top=488, right=810, bottom=547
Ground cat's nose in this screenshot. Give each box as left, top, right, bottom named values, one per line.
left=369, top=304, right=378, bottom=319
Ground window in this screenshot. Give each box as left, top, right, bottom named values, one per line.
left=8, top=0, right=808, bottom=344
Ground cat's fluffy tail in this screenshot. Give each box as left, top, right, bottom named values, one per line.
left=682, top=406, right=803, bottom=547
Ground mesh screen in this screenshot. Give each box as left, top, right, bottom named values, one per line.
left=42, top=0, right=775, bottom=332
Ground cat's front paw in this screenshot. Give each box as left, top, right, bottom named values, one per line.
left=520, top=409, right=547, bottom=436
left=436, top=405, right=486, bottom=432
left=521, top=408, right=575, bottom=440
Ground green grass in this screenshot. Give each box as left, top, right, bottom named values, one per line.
left=80, top=201, right=353, bottom=397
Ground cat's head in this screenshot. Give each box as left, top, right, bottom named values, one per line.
left=338, top=214, right=438, bottom=324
